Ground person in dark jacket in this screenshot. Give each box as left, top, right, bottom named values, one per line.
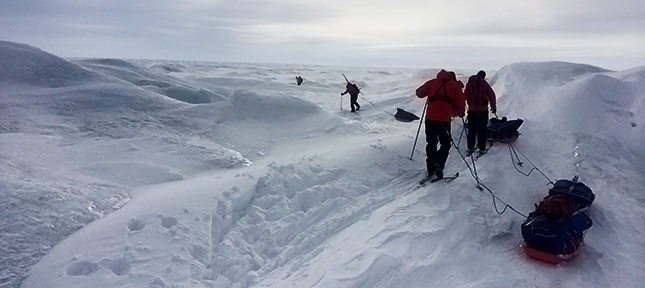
left=341, top=82, right=361, bottom=112
left=416, top=69, right=466, bottom=178
left=464, top=70, right=496, bottom=156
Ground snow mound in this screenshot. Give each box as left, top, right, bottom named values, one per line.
left=0, top=41, right=93, bottom=87
left=76, top=58, right=225, bottom=104
left=491, top=61, right=610, bottom=87
left=150, top=63, right=185, bottom=73
left=80, top=58, right=139, bottom=69
left=492, top=61, right=644, bottom=156
left=227, top=90, right=322, bottom=122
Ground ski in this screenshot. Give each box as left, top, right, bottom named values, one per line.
left=419, top=175, right=433, bottom=185
left=466, top=142, right=493, bottom=160
left=475, top=150, right=488, bottom=160
left=466, top=147, right=491, bottom=160
left=430, top=172, right=460, bottom=183
left=419, top=172, right=460, bottom=185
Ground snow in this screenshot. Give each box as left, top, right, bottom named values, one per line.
left=1, top=40, right=644, bottom=288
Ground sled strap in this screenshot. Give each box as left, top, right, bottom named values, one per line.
left=569, top=176, right=579, bottom=194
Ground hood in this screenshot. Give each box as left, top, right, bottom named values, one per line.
left=468, top=74, right=484, bottom=85
left=436, top=69, right=452, bottom=81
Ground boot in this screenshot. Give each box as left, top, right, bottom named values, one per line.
left=434, top=164, right=444, bottom=179
left=426, top=161, right=436, bottom=178
left=466, top=148, right=475, bottom=156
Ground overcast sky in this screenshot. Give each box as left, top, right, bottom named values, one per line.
left=1, top=0, right=644, bottom=70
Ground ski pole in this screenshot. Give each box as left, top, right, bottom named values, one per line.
left=341, top=73, right=350, bottom=111
left=410, top=97, right=430, bottom=160
left=457, top=117, right=467, bottom=147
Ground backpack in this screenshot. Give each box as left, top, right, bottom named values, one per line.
left=521, top=212, right=591, bottom=255
left=487, top=117, right=523, bottom=142
left=536, top=194, right=576, bottom=221
left=394, top=108, right=420, bottom=122
left=548, top=178, right=595, bottom=210
left=521, top=177, right=595, bottom=256
left=348, top=83, right=360, bottom=95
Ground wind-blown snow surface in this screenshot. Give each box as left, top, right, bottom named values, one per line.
left=1, top=41, right=644, bottom=288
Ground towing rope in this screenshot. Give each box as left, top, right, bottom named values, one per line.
left=507, top=142, right=554, bottom=185
left=446, top=122, right=528, bottom=218
left=359, top=95, right=396, bottom=117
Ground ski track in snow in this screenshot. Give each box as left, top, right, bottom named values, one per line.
left=1, top=41, right=645, bottom=288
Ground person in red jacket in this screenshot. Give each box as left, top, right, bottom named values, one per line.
left=416, top=69, right=466, bottom=178
left=465, top=70, right=497, bottom=156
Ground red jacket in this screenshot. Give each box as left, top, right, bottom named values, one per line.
left=416, top=70, right=466, bottom=122
left=465, top=75, right=496, bottom=112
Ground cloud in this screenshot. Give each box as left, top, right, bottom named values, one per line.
left=0, top=0, right=643, bottom=69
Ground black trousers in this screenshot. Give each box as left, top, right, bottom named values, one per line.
left=425, top=120, right=451, bottom=173
left=350, top=94, right=360, bottom=112
left=467, top=110, right=489, bottom=151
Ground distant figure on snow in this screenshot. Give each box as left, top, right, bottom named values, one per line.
left=415, top=69, right=465, bottom=179
left=465, top=70, right=497, bottom=156
left=295, top=75, right=303, bottom=86
left=341, top=82, right=361, bottom=112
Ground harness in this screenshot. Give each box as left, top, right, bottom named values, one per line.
left=428, top=80, right=452, bottom=104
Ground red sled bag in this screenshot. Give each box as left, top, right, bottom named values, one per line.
left=521, top=177, right=594, bottom=264
left=522, top=243, right=579, bottom=264
left=521, top=212, right=591, bottom=255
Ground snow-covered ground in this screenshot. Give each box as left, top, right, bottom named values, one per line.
left=1, top=40, right=644, bottom=288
